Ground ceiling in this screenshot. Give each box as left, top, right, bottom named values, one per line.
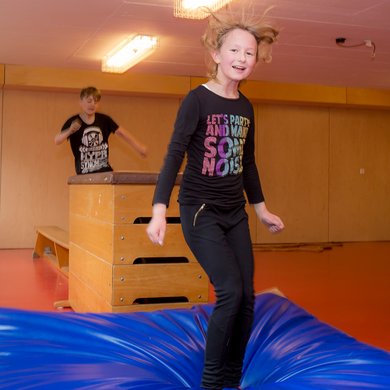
left=0, top=0, right=389, bottom=90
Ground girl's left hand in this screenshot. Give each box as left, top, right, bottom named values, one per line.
left=261, top=212, right=285, bottom=233
left=254, top=202, right=285, bottom=234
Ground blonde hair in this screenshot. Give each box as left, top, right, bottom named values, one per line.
left=201, top=5, right=279, bottom=79
left=80, top=86, right=101, bottom=102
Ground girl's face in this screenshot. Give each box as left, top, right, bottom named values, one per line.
left=212, top=28, right=258, bottom=82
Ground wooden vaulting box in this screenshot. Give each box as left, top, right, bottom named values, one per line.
left=68, top=171, right=208, bottom=312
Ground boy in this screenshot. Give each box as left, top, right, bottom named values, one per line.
left=55, top=86, right=147, bottom=174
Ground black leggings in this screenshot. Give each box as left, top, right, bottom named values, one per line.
left=180, top=203, right=255, bottom=390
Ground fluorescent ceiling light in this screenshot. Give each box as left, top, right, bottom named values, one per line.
left=174, top=0, right=233, bottom=19
left=102, top=35, right=158, bottom=74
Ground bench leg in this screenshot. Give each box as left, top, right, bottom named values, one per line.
left=54, top=244, right=69, bottom=274
left=33, top=233, right=53, bottom=258
left=54, top=300, right=71, bottom=310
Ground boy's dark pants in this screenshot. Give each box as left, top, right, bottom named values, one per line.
left=180, top=203, right=255, bottom=390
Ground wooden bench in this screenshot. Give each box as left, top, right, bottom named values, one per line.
left=33, top=226, right=69, bottom=275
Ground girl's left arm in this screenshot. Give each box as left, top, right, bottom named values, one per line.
left=254, top=202, right=285, bottom=234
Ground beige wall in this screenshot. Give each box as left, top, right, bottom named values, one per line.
left=0, top=89, right=180, bottom=248
left=256, top=105, right=330, bottom=243
left=329, top=108, right=390, bottom=241
left=1, top=65, right=390, bottom=248
left=254, top=104, right=390, bottom=243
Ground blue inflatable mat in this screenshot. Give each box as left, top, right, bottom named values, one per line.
left=1, top=292, right=389, bottom=389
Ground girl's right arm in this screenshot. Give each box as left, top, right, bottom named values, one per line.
left=147, top=90, right=199, bottom=245
left=146, top=203, right=167, bottom=246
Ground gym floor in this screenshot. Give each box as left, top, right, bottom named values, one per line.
left=0, top=242, right=389, bottom=352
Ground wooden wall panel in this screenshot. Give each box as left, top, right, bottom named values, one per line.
left=1, top=70, right=390, bottom=248
left=69, top=243, right=113, bottom=303
left=329, top=108, right=390, bottom=241
left=5, top=65, right=190, bottom=97
left=69, top=184, right=181, bottom=224
left=256, top=104, right=330, bottom=243
left=70, top=213, right=194, bottom=263
left=0, top=89, right=3, bottom=212
left=0, top=89, right=180, bottom=247
left=91, top=94, right=180, bottom=173
left=346, top=87, right=390, bottom=108
left=0, top=90, right=74, bottom=248
left=112, top=263, right=207, bottom=305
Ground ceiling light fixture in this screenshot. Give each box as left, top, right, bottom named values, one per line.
left=174, top=0, right=233, bottom=19
left=102, top=35, right=158, bottom=74
left=335, top=37, right=376, bottom=59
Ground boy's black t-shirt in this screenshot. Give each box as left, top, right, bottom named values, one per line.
left=153, top=85, right=265, bottom=208
left=61, top=113, right=119, bottom=175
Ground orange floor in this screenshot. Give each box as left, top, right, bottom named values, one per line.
left=1, top=243, right=389, bottom=352
left=251, top=242, right=390, bottom=353
left=0, top=249, right=69, bottom=312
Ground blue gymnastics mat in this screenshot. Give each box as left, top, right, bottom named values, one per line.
left=1, top=291, right=389, bottom=389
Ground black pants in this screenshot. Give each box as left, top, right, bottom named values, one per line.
left=180, top=203, right=255, bottom=390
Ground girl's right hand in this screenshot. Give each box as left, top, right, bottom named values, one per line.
left=146, top=204, right=167, bottom=246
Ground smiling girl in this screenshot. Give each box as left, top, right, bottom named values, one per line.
left=147, top=7, right=284, bottom=390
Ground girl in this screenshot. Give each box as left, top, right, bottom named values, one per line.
left=147, top=7, right=284, bottom=390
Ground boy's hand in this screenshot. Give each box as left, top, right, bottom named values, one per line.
left=138, top=144, right=148, bottom=158
left=70, top=119, right=82, bottom=134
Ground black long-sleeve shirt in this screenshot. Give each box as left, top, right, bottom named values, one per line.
left=153, top=85, right=265, bottom=207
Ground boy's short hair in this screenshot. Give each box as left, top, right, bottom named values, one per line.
left=80, top=86, right=101, bottom=102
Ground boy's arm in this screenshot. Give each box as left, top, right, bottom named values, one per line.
left=54, top=119, right=81, bottom=145
left=115, top=126, right=147, bottom=157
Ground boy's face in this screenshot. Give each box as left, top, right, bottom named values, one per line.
left=79, top=94, right=100, bottom=115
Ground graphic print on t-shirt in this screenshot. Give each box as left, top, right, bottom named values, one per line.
left=79, top=126, right=109, bottom=174
left=202, top=113, right=249, bottom=177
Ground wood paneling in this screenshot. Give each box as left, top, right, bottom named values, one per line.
left=0, top=90, right=74, bottom=248
left=0, top=90, right=179, bottom=247
left=69, top=243, right=113, bottom=303
left=256, top=104, right=330, bottom=243
left=1, top=68, right=390, bottom=248
left=347, top=87, right=390, bottom=108
left=4, top=65, right=190, bottom=97
left=97, top=94, right=180, bottom=173
left=0, top=87, right=3, bottom=210
left=69, top=244, right=208, bottom=308
left=5, top=66, right=390, bottom=108
left=329, top=108, right=390, bottom=241
left=69, top=271, right=205, bottom=313
left=70, top=213, right=195, bottom=263
left=0, top=64, right=4, bottom=85
left=113, top=263, right=207, bottom=305
left=69, top=184, right=181, bottom=224
left=68, top=176, right=208, bottom=312
left=241, top=80, right=347, bottom=106
left=190, top=77, right=348, bottom=106
left=69, top=272, right=113, bottom=312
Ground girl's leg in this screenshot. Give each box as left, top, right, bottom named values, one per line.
left=222, top=217, right=255, bottom=388
left=180, top=204, right=254, bottom=390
